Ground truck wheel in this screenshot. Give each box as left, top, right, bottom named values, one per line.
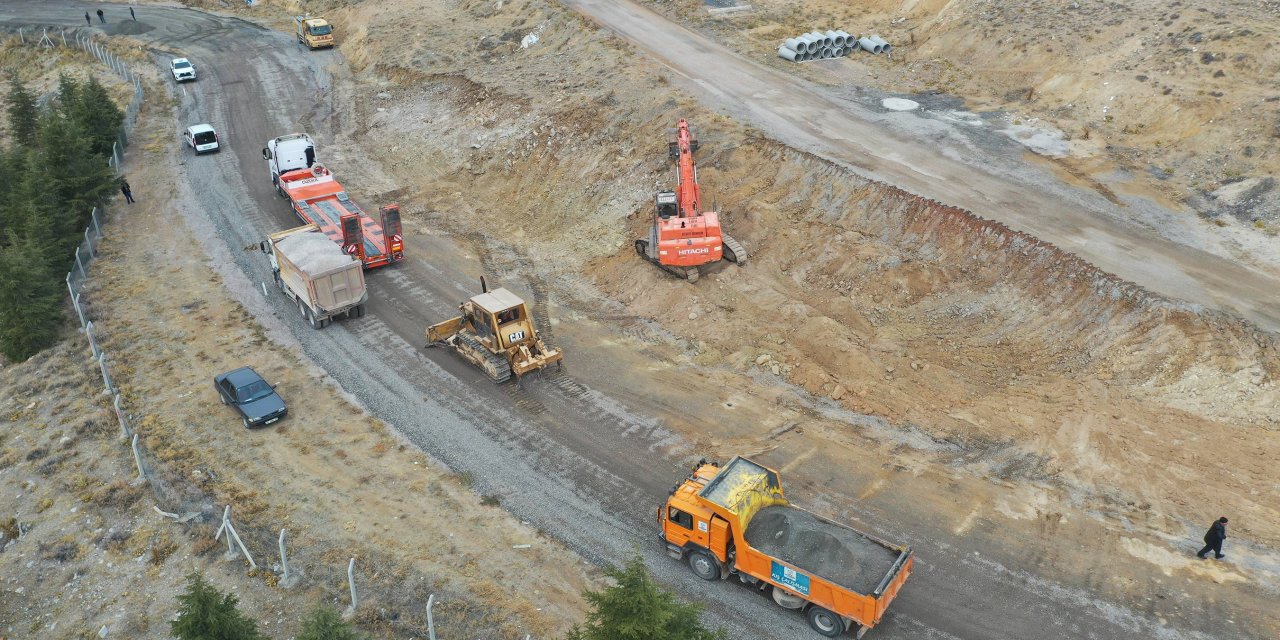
left=242, top=417, right=251, bottom=429
left=805, top=606, right=844, bottom=638
left=688, top=550, right=720, bottom=581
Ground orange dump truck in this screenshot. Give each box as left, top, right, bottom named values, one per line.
left=660, top=457, right=913, bottom=638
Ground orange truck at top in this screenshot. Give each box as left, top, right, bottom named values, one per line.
left=635, top=119, right=746, bottom=282
left=660, top=457, right=913, bottom=638
left=263, top=133, right=403, bottom=269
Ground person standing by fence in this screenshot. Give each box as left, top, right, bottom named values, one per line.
left=96, top=9, right=106, bottom=23
left=85, top=12, right=91, bottom=26
left=121, top=179, right=135, bottom=204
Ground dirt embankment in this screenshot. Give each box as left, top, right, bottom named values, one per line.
left=325, top=0, right=1280, bottom=556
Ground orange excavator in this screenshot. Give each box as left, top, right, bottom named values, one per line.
left=635, top=119, right=746, bottom=282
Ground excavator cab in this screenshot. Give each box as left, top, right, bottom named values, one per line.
left=656, top=191, right=678, bottom=220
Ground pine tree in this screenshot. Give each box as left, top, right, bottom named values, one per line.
left=0, top=237, right=63, bottom=361
left=0, top=147, right=28, bottom=244
left=5, top=75, right=38, bottom=148
left=32, top=109, right=115, bottom=248
left=70, top=76, right=124, bottom=158
left=171, top=572, right=267, bottom=640
left=563, top=555, right=727, bottom=640
left=296, top=605, right=369, bottom=640
left=54, top=73, right=80, bottom=115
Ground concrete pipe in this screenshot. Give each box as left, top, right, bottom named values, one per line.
left=778, top=44, right=800, bottom=62
left=858, top=37, right=883, bottom=54
left=833, top=46, right=844, bottom=58
left=785, top=37, right=807, bottom=53
left=807, top=31, right=830, bottom=48
left=798, top=34, right=820, bottom=53
left=835, top=29, right=854, bottom=45
left=821, top=47, right=835, bottom=59
left=825, top=30, right=844, bottom=47
left=871, top=35, right=892, bottom=53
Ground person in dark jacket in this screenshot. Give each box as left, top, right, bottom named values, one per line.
left=85, top=12, right=92, bottom=26
left=120, top=179, right=135, bottom=204
left=96, top=9, right=105, bottom=23
left=1197, top=517, right=1228, bottom=559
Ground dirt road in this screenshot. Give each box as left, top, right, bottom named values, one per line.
left=0, top=2, right=1264, bottom=639
left=561, top=0, right=1280, bottom=333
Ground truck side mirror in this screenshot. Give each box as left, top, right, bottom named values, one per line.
left=262, top=147, right=271, bottom=160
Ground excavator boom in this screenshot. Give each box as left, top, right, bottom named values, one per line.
left=675, top=119, right=701, bottom=219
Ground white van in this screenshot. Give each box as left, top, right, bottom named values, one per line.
left=184, top=124, right=220, bottom=154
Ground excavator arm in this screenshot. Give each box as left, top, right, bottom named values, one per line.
left=674, top=119, right=701, bottom=219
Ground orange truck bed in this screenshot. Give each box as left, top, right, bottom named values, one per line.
left=661, top=457, right=912, bottom=637
left=277, top=168, right=400, bottom=269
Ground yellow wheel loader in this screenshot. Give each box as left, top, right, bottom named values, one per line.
left=425, top=278, right=563, bottom=383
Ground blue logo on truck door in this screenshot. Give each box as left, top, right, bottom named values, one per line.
left=771, top=561, right=811, bottom=596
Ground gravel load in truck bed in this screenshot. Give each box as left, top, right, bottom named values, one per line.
left=744, top=504, right=901, bottom=595
left=278, top=231, right=354, bottom=274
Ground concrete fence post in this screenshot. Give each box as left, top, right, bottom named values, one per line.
left=277, top=528, right=296, bottom=587
left=85, top=227, right=94, bottom=255
left=97, top=352, right=113, bottom=393
left=345, top=558, right=358, bottom=618
left=92, top=207, right=102, bottom=237
left=426, top=594, right=438, bottom=640
left=130, top=433, right=145, bottom=482
left=85, top=321, right=100, bottom=358
left=75, top=247, right=87, bottom=279
left=217, top=505, right=235, bottom=557
left=71, top=291, right=86, bottom=328
left=113, top=393, right=130, bottom=439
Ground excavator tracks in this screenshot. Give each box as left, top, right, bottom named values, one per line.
left=635, top=238, right=701, bottom=282
left=721, top=233, right=748, bottom=266
left=454, top=333, right=513, bottom=384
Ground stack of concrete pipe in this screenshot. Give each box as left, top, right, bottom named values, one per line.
left=777, top=29, right=891, bottom=62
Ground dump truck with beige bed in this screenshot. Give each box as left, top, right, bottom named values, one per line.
left=260, top=224, right=367, bottom=329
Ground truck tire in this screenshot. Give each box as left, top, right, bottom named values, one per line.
left=805, top=606, right=844, bottom=638
left=688, top=549, right=720, bottom=581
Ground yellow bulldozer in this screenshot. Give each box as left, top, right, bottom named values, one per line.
left=426, top=278, right=563, bottom=383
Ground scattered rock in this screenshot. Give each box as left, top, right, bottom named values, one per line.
left=755, top=354, right=771, bottom=366
left=830, top=384, right=847, bottom=400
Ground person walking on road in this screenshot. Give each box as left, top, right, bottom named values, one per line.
left=96, top=9, right=105, bottom=24
left=84, top=12, right=91, bottom=26
left=130, top=7, right=136, bottom=21
left=1197, top=517, right=1228, bottom=559
left=121, top=179, right=135, bottom=204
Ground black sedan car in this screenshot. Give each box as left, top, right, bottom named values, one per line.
left=214, top=367, right=287, bottom=428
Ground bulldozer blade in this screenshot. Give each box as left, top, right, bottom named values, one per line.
left=426, top=316, right=465, bottom=343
